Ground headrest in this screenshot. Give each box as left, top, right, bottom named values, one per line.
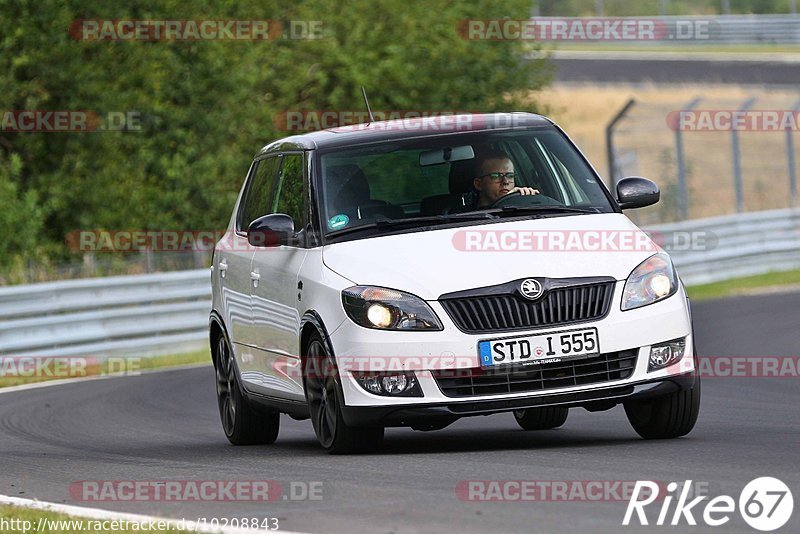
left=448, top=159, right=477, bottom=194
left=328, top=164, right=370, bottom=211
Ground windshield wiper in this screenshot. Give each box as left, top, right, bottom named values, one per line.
left=485, top=206, right=599, bottom=216
left=326, top=212, right=497, bottom=238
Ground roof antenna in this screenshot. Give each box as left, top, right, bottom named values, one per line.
left=360, top=86, right=375, bottom=123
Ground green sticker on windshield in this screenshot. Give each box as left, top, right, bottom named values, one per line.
left=328, top=214, right=350, bottom=230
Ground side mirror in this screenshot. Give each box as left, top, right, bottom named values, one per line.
left=616, top=177, right=660, bottom=210
left=247, top=214, right=295, bottom=247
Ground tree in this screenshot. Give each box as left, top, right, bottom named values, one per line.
left=0, top=0, right=551, bottom=275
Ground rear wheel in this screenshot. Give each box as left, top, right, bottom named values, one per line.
left=215, top=333, right=280, bottom=445
left=624, top=377, right=701, bottom=439
left=513, top=406, right=569, bottom=430
left=304, top=332, right=384, bottom=454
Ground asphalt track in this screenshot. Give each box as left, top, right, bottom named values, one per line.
left=551, top=55, right=800, bottom=85
left=1, top=291, right=799, bottom=533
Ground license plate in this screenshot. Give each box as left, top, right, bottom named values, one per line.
left=478, top=327, right=600, bottom=368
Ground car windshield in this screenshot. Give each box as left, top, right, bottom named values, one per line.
left=318, top=128, right=614, bottom=236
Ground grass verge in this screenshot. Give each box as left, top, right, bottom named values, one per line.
left=0, top=349, right=210, bottom=389
left=686, top=269, right=800, bottom=301
left=529, top=84, right=800, bottom=223
left=0, top=504, right=189, bottom=533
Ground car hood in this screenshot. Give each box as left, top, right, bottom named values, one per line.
left=322, top=213, right=660, bottom=300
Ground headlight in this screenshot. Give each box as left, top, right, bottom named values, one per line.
left=342, top=286, right=443, bottom=331
left=621, top=253, right=678, bottom=311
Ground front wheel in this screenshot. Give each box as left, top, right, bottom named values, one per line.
left=624, top=377, right=701, bottom=439
left=304, top=332, right=384, bottom=454
left=215, top=333, right=280, bottom=445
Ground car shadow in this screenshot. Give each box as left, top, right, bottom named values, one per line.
left=267, top=426, right=656, bottom=457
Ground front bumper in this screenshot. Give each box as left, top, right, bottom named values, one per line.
left=329, top=281, right=694, bottom=410
left=341, top=370, right=697, bottom=427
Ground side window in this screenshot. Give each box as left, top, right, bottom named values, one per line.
left=239, top=156, right=281, bottom=231
left=274, top=154, right=306, bottom=231
left=551, top=155, right=589, bottom=204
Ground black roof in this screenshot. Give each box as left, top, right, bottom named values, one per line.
left=257, top=112, right=554, bottom=155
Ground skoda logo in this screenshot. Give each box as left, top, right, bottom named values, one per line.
left=520, top=279, right=544, bottom=300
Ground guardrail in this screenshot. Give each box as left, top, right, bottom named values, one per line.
left=1, top=209, right=798, bottom=360
left=650, top=15, right=800, bottom=46
left=536, top=15, right=800, bottom=46
left=0, top=270, right=211, bottom=359
left=651, top=208, right=800, bottom=285
left=711, top=15, right=800, bottom=46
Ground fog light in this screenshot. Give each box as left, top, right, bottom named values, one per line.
left=359, top=375, right=383, bottom=395
left=382, top=374, right=408, bottom=394
left=353, top=371, right=422, bottom=397
left=648, top=338, right=687, bottom=371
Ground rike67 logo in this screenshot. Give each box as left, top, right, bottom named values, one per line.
left=624, top=477, right=794, bottom=531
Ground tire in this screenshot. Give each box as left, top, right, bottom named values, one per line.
left=214, top=333, right=280, bottom=445
left=303, top=331, right=384, bottom=454
left=624, top=376, right=701, bottom=439
left=513, top=406, right=569, bottom=430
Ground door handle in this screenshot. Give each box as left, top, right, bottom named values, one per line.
left=250, top=270, right=261, bottom=287
left=218, top=259, right=228, bottom=278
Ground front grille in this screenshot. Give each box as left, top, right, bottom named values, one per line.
left=440, top=281, right=615, bottom=334
left=431, top=350, right=638, bottom=398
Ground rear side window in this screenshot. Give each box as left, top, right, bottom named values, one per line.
left=239, top=156, right=281, bottom=231
left=274, top=154, right=306, bottom=231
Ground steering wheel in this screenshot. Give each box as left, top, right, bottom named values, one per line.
left=488, top=190, right=562, bottom=209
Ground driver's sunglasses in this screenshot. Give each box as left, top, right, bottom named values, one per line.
left=479, top=171, right=517, bottom=183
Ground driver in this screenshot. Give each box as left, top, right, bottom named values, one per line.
left=473, top=151, right=539, bottom=208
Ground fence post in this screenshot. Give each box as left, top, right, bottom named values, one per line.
left=732, top=97, right=756, bottom=213
left=605, top=98, right=636, bottom=190
left=675, top=97, right=702, bottom=221
left=786, top=99, right=800, bottom=208
left=595, top=0, right=604, bottom=17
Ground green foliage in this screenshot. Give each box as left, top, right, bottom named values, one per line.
left=0, top=0, right=550, bottom=273
left=0, top=153, right=44, bottom=262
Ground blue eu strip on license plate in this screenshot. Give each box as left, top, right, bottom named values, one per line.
left=479, top=341, right=493, bottom=367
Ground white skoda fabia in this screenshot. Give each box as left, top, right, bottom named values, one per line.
left=209, top=113, right=700, bottom=454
